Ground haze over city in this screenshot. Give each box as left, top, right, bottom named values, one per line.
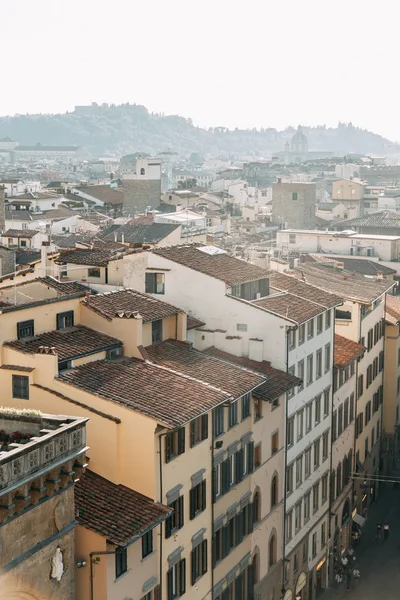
left=1, top=0, right=399, bottom=139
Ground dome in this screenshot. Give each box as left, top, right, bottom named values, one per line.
left=291, top=125, right=307, bottom=144
left=291, top=125, right=308, bottom=154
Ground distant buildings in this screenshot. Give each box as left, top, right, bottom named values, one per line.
left=123, top=157, right=162, bottom=215
left=272, top=180, right=316, bottom=230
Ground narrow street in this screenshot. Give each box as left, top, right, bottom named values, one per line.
left=323, top=476, right=400, bottom=599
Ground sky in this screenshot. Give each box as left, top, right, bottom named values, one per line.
left=0, top=0, right=398, bottom=140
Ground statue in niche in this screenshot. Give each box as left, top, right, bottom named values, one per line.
left=51, top=546, right=64, bottom=581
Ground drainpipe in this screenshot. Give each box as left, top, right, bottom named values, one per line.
left=328, top=333, right=336, bottom=585
left=158, top=430, right=169, bottom=600
left=89, top=549, right=118, bottom=600
left=211, top=408, right=216, bottom=600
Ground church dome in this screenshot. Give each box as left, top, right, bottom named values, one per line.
left=291, top=126, right=307, bottom=144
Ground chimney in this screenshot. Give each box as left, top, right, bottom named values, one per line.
left=0, top=185, right=5, bottom=234
left=377, top=271, right=383, bottom=279
left=122, top=233, right=125, bottom=244
left=40, top=241, right=51, bottom=278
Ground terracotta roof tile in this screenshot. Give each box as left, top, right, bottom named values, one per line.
left=82, top=289, right=182, bottom=323
left=301, top=254, right=396, bottom=276
left=202, top=347, right=301, bottom=400
left=58, top=357, right=230, bottom=428
left=187, top=316, right=206, bottom=329
left=253, top=292, right=329, bottom=324
left=4, top=325, right=121, bottom=361
left=145, top=340, right=266, bottom=399
left=99, top=222, right=179, bottom=244
left=153, top=244, right=271, bottom=286
left=385, top=295, right=400, bottom=325
left=38, top=276, right=93, bottom=296
left=77, top=185, right=124, bottom=206
left=3, top=229, right=39, bottom=238
left=56, top=248, right=125, bottom=266
left=334, top=334, right=365, bottom=368
left=75, top=470, right=171, bottom=546
left=269, top=272, right=342, bottom=308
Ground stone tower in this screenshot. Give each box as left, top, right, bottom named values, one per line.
left=122, top=158, right=162, bottom=216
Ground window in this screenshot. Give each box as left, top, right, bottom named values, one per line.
left=269, top=535, right=277, bottom=566
left=289, top=329, right=296, bottom=349
left=20, top=240, right=27, bottom=247
left=312, top=533, right=317, bottom=558
left=271, top=430, right=279, bottom=455
left=357, top=374, right=364, bottom=398
left=213, top=406, right=224, bottom=437
left=271, top=475, right=278, bottom=508
left=306, top=355, right=313, bottom=385
left=190, top=415, right=208, bottom=447
left=293, top=552, right=299, bottom=574
left=228, top=400, right=238, bottom=428
left=254, top=398, right=262, bottom=421
left=322, top=390, right=329, bottom=418
left=288, top=366, right=295, bottom=397
left=88, top=267, right=101, bottom=278
left=306, top=402, right=312, bottom=433
left=17, top=319, right=34, bottom=340
left=295, top=501, right=302, bottom=532
left=165, top=428, right=185, bottom=462
left=299, top=324, right=305, bottom=345
left=167, top=558, right=186, bottom=600
left=332, top=410, right=337, bottom=441
left=314, top=438, right=320, bottom=469
left=142, top=530, right=153, bottom=558
left=296, top=454, right=303, bottom=487
left=307, top=320, right=314, bottom=339
left=115, top=547, right=127, bottom=579
left=140, top=168, right=145, bottom=175
left=236, top=323, right=248, bottom=332
left=286, top=463, right=294, bottom=495
left=298, top=360, right=304, bottom=391
left=241, top=393, right=250, bottom=420
left=336, top=463, right=342, bottom=496
left=315, top=395, right=321, bottom=424
left=253, top=490, right=261, bottom=523
left=58, top=360, right=72, bottom=372
left=365, top=401, right=371, bottom=425
left=289, top=233, right=296, bottom=244
left=322, top=431, right=329, bottom=461
left=321, top=522, right=326, bottom=547
left=317, top=314, right=323, bottom=334
left=316, top=350, right=322, bottom=379
left=285, top=510, right=293, bottom=541
left=287, top=417, right=294, bottom=447
left=338, top=405, right=343, bottom=436
left=145, top=272, right=165, bottom=294
left=152, top=320, right=163, bottom=343
left=190, top=481, right=206, bottom=519
left=313, top=482, right=319, bottom=512
left=325, top=311, right=331, bottom=330
left=165, top=496, right=184, bottom=537
left=305, top=447, right=311, bottom=478
left=292, top=192, right=298, bottom=201
left=344, top=398, right=349, bottom=429
left=254, top=443, right=261, bottom=469
left=12, top=375, right=29, bottom=399
left=356, top=413, right=363, bottom=438
left=304, top=492, right=311, bottom=522
left=191, top=540, right=207, bottom=584
left=56, top=310, right=74, bottom=330
left=325, top=344, right=331, bottom=372
left=297, top=409, right=304, bottom=441
left=321, top=472, right=328, bottom=504
left=106, top=346, right=123, bottom=360
left=371, top=427, right=375, bottom=449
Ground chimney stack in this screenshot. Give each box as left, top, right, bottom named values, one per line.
left=40, top=241, right=51, bottom=278
left=377, top=271, right=383, bottom=279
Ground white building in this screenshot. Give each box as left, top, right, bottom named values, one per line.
left=154, top=210, right=207, bottom=242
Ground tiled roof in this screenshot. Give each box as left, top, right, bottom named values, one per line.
left=51, top=234, right=95, bottom=249
left=187, top=316, right=205, bottom=329
left=3, top=229, right=39, bottom=238
left=145, top=340, right=266, bottom=399
left=99, top=222, right=179, bottom=244
left=337, top=210, right=400, bottom=229
left=334, top=334, right=365, bottom=368
left=56, top=248, right=124, bottom=266
left=78, top=185, right=124, bottom=205
left=75, top=470, right=171, bottom=546
left=153, top=244, right=271, bottom=285
left=17, top=145, right=79, bottom=151
left=39, top=276, right=92, bottom=296
left=291, top=264, right=394, bottom=303
left=58, top=357, right=231, bottom=428
left=301, top=254, right=396, bottom=276
left=252, top=292, right=330, bottom=324
left=385, top=295, right=400, bottom=325
left=268, top=272, right=342, bottom=308
left=82, top=289, right=182, bottom=323
left=16, top=249, right=41, bottom=264
left=4, top=325, right=121, bottom=361
left=203, top=347, right=301, bottom=400
left=13, top=192, right=60, bottom=200
left=5, top=210, right=33, bottom=221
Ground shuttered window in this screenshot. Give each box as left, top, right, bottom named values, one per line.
left=190, top=481, right=206, bottom=519
left=167, top=558, right=186, bottom=600
left=191, top=540, right=208, bottom=584
left=190, top=415, right=208, bottom=447
left=165, top=496, right=184, bottom=538
left=165, top=428, right=185, bottom=463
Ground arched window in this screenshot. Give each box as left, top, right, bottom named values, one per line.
left=140, top=168, right=145, bottom=175
left=336, top=462, right=342, bottom=497
left=252, top=549, right=260, bottom=583
left=253, top=489, right=261, bottom=523
left=271, top=474, right=278, bottom=509
left=269, top=534, right=277, bottom=566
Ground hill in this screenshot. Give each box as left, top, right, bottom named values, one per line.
left=0, top=103, right=398, bottom=158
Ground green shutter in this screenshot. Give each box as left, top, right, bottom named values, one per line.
left=201, top=414, right=208, bottom=440
left=202, top=539, right=208, bottom=574
left=165, top=435, right=171, bottom=463
left=179, top=558, right=186, bottom=595
left=248, top=441, right=255, bottom=473
left=191, top=548, right=197, bottom=585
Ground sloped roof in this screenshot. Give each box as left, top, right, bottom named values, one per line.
left=269, top=272, right=342, bottom=308
left=3, top=228, right=39, bottom=238
left=253, top=292, right=329, bottom=324
left=99, top=222, right=179, bottom=244
left=75, top=469, right=171, bottom=546
left=57, top=248, right=123, bottom=266
left=187, top=316, right=205, bottom=329
left=334, top=334, right=365, bottom=368
left=78, top=185, right=124, bottom=205
left=302, top=254, right=396, bottom=276
left=153, top=244, right=271, bottom=285
left=337, top=210, right=400, bottom=229
left=385, top=295, right=400, bottom=325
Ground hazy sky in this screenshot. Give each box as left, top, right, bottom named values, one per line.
left=1, top=0, right=398, bottom=140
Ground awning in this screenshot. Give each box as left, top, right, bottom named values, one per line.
left=353, top=513, right=366, bottom=528
left=296, top=572, right=307, bottom=594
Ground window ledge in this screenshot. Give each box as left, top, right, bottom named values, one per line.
left=114, top=568, right=132, bottom=583
left=141, top=551, right=156, bottom=563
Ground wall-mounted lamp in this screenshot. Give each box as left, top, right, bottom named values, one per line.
left=77, top=560, right=87, bottom=568
left=215, top=440, right=223, bottom=450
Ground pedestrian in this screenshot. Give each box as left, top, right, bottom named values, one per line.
left=384, top=521, right=390, bottom=540
left=346, top=568, right=352, bottom=590
left=353, top=568, right=360, bottom=585
left=375, top=522, right=382, bottom=540
left=341, top=555, right=348, bottom=567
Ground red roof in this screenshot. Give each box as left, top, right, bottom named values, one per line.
left=385, top=295, right=400, bottom=325
left=334, top=334, right=365, bottom=368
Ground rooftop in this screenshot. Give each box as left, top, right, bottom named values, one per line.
left=337, top=210, right=400, bottom=230
left=301, top=254, right=396, bottom=277
left=82, top=289, right=182, bottom=323
left=334, top=334, right=365, bottom=368
left=75, top=469, right=171, bottom=546
left=252, top=292, right=331, bottom=324
left=186, top=315, right=205, bottom=330
left=153, top=244, right=271, bottom=286
left=76, top=185, right=124, bottom=206
left=3, top=229, right=39, bottom=238
left=99, top=222, right=179, bottom=244
left=0, top=277, right=91, bottom=309
left=281, top=229, right=400, bottom=240
left=385, top=295, right=400, bottom=325
left=4, top=325, right=121, bottom=362
left=58, top=356, right=231, bottom=428
left=56, top=248, right=125, bottom=267
left=145, top=340, right=266, bottom=399
left=269, top=272, right=342, bottom=309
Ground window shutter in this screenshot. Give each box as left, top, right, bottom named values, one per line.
left=178, top=428, right=185, bottom=455
left=189, top=488, right=195, bottom=520
left=202, top=539, right=208, bottom=574
left=212, top=467, right=217, bottom=503
left=248, top=441, right=255, bottom=473
left=235, top=450, right=243, bottom=483
left=212, top=535, right=217, bottom=568
left=191, top=549, right=196, bottom=585
left=221, top=460, right=229, bottom=495
left=179, top=558, right=186, bottom=595
left=167, top=568, right=173, bottom=600
left=222, top=589, right=230, bottom=600
left=235, top=573, right=243, bottom=599
left=222, top=524, right=230, bottom=558
left=56, top=313, right=63, bottom=330
left=236, top=511, right=243, bottom=545
left=165, top=435, right=171, bottom=463
left=247, top=502, right=253, bottom=534
left=201, top=480, right=207, bottom=511
left=201, top=414, right=208, bottom=440
left=165, top=515, right=172, bottom=539
left=178, top=495, right=184, bottom=529
left=247, top=563, right=254, bottom=600
left=190, top=422, right=195, bottom=448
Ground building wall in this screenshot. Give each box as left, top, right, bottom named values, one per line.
left=332, top=180, right=364, bottom=201
left=123, top=180, right=162, bottom=215
left=75, top=527, right=106, bottom=600
left=272, top=182, right=316, bottom=230
left=0, top=247, right=15, bottom=276
left=383, top=322, right=400, bottom=434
